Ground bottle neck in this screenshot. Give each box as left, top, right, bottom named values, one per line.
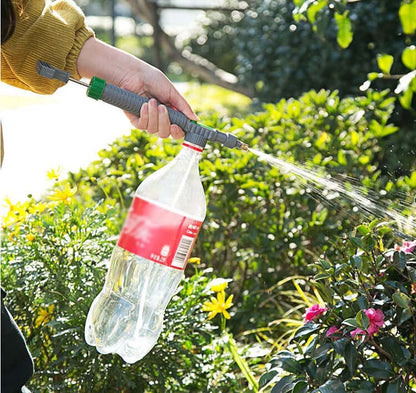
left=178, top=141, right=203, bottom=162
left=182, top=141, right=204, bottom=154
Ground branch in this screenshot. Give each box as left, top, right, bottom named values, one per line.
left=127, top=0, right=253, bottom=97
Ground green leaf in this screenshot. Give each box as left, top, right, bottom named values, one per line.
left=399, top=0, right=416, bottom=35
left=350, top=236, right=363, bottom=249
left=398, top=86, right=414, bottom=109
left=227, top=335, right=259, bottom=392
left=367, top=72, right=381, bottom=81
left=271, top=375, right=296, bottom=393
left=342, top=318, right=361, bottom=329
left=344, top=342, right=358, bottom=374
left=392, top=292, right=410, bottom=308
left=356, top=225, right=370, bottom=235
left=314, top=273, right=331, bottom=281
left=311, top=343, right=332, bottom=360
left=319, top=259, right=332, bottom=270
left=398, top=308, right=412, bottom=325
left=294, top=323, right=321, bottom=339
left=355, top=381, right=375, bottom=393
left=380, top=337, right=411, bottom=365
left=393, top=251, right=407, bottom=271
left=317, top=379, right=346, bottom=393
left=338, top=149, right=347, bottom=165
left=377, top=54, right=394, bottom=74
left=402, top=45, right=416, bottom=70
left=386, top=380, right=401, bottom=393
left=280, top=357, right=305, bottom=375
left=293, top=380, right=308, bottom=393
left=307, top=1, right=326, bottom=24
left=361, top=359, right=393, bottom=379
left=334, top=11, right=353, bottom=49
left=351, top=255, right=362, bottom=270
left=259, top=370, right=278, bottom=389
left=356, top=310, right=370, bottom=330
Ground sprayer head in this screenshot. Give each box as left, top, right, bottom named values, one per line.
left=36, top=61, right=70, bottom=83
left=238, top=141, right=249, bottom=151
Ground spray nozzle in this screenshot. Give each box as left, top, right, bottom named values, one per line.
left=36, top=60, right=248, bottom=150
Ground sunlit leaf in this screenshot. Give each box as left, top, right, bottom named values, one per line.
left=399, top=0, right=416, bottom=35
left=402, top=45, right=416, bottom=70
left=356, top=309, right=370, bottom=330
left=307, top=1, right=326, bottom=24
left=398, top=86, right=414, bottom=109
left=377, top=54, right=394, bottom=75
left=392, top=292, right=410, bottom=309
left=335, top=11, right=353, bottom=49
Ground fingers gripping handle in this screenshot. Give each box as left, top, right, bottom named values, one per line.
left=88, top=77, right=191, bottom=131
left=87, top=77, right=248, bottom=150
left=36, top=61, right=247, bottom=149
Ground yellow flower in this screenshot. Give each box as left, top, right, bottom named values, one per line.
left=26, top=233, right=35, bottom=242
left=48, top=184, right=77, bottom=205
left=202, top=291, right=233, bottom=320
left=2, top=197, right=29, bottom=227
left=189, top=257, right=201, bottom=265
left=208, top=278, right=230, bottom=293
left=35, top=304, right=55, bottom=328
left=28, top=202, right=47, bottom=215
left=46, top=167, right=62, bottom=181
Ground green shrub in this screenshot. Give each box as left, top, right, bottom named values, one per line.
left=0, top=189, right=243, bottom=392
left=2, top=87, right=415, bottom=392
left=259, top=221, right=416, bottom=392
left=186, top=0, right=406, bottom=102
left=68, top=89, right=415, bottom=333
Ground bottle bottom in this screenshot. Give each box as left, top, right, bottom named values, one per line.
left=84, top=252, right=184, bottom=363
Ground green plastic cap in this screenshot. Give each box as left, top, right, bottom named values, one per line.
left=87, top=77, right=106, bottom=100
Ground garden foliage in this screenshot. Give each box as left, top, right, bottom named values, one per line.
left=1, top=87, right=415, bottom=391
left=1, top=195, right=241, bottom=392
left=68, top=89, right=414, bottom=332
left=187, top=0, right=408, bottom=103
left=259, top=222, right=416, bottom=392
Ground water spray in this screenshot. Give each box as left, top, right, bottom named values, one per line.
left=36, top=60, right=248, bottom=151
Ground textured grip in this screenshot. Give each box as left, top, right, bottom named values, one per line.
left=101, top=84, right=149, bottom=117
left=95, top=82, right=245, bottom=149
left=101, top=83, right=192, bottom=132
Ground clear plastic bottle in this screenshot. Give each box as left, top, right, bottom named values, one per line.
left=85, top=135, right=207, bottom=363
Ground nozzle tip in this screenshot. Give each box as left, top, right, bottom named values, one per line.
left=239, top=142, right=249, bottom=151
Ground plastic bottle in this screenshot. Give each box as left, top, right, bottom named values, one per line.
left=85, top=134, right=207, bottom=363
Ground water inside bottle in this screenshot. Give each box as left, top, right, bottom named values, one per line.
left=85, top=247, right=184, bottom=363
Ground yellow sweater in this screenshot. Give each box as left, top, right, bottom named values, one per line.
left=1, top=0, right=94, bottom=94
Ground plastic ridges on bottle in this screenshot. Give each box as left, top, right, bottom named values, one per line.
left=85, top=141, right=207, bottom=363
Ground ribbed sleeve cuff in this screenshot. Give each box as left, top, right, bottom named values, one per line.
left=67, top=25, right=95, bottom=80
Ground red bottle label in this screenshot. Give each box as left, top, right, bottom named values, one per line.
left=117, top=197, right=203, bottom=270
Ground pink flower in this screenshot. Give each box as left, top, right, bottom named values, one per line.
left=395, top=240, right=416, bottom=254
left=304, top=304, right=327, bottom=322
left=349, top=308, right=385, bottom=339
left=365, top=308, right=384, bottom=335
left=350, top=328, right=366, bottom=339
left=325, top=326, right=341, bottom=339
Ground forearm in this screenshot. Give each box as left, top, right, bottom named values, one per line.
left=76, top=36, right=198, bottom=129
left=77, top=37, right=161, bottom=95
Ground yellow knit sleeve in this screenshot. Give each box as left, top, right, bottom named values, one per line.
left=1, top=0, right=94, bottom=94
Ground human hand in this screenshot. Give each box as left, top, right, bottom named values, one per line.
left=76, top=38, right=199, bottom=139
